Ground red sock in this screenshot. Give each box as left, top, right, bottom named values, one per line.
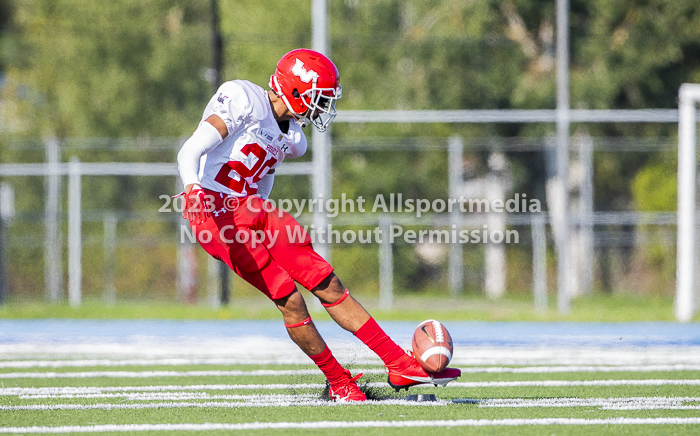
left=353, top=317, right=407, bottom=367
left=309, top=346, right=346, bottom=384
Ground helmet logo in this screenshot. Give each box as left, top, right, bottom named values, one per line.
left=291, top=59, right=319, bottom=83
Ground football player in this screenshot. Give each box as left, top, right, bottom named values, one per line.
left=176, top=49, right=460, bottom=401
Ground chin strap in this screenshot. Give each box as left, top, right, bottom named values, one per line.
left=322, top=289, right=350, bottom=308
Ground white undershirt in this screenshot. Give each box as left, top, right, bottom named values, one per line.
left=176, top=121, right=223, bottom=187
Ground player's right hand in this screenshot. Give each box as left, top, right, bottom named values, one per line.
left=175, top=185, right=212, bottom=225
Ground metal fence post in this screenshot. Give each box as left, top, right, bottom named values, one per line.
left=45, top=138, right=63, bottom=302
left=676, top=84, right=700, bottom=322
left=0, top=183, right=14, bottom=304
left=379, top=215, right=393, bottom=310
left=448, top=136, right=464, bottom=296
left=532, top=214, right=548, bottom=311
left=208, top=256, right=222, bottom=310
left=103, top=213, right=117, bottom=305
left=68, top=158, right=82, bottom=307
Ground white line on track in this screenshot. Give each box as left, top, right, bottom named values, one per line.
left=2, top=418, right=700, bottom=433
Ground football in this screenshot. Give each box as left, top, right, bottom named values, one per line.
left=411, top=319, right=453, bottom=373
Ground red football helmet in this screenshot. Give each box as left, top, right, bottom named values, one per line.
left=269, top=49, right=342, bottom=132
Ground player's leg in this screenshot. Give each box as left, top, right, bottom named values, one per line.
left=311, top=273, right=370, bottom=331
left=312, top=273, right=461, bottom=391
left=258, top=199, right=459, bottom=390
left=273, top=289, right=366, bottom=401
left=273, top=288, right=325, bottom=355
left=194, top=199, right=365, bottom=401
left=311, top=273, right=407, bottom=363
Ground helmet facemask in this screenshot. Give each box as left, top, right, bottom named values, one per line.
left=288, top=79, right=341, bottom=132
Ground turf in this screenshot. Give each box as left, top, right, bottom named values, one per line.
left=0, top=293, right=693, bottom=322
left=2, top=362, right=700, bottom=435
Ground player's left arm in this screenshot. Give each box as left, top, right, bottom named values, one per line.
left=176, top=115, right=229, bottom=224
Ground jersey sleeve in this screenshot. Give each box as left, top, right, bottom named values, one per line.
left=284, top=123, right=308, bottom=159
left=209, top=82, right=253, bottom=137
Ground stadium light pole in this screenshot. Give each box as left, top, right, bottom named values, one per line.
left=555, top=0, right=571, bottom=314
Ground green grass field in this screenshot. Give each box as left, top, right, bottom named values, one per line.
left=0, top=292, right=693, bottom=322
left=2, top=359, right=700, bottom=434
left=1, top=295, right=699, bottom=434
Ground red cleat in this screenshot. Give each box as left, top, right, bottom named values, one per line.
left=386, top=352, right=461, bottom=392
left=329, top=369, right=367, bottom=402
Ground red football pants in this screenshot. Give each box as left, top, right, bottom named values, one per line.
left=189, top=192, right=333, bottom=301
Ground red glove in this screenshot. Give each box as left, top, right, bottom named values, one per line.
left=174, top=186, right=212, bottom=225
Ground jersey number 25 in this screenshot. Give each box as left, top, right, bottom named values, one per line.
left=214, top=143, right=277, bottom=195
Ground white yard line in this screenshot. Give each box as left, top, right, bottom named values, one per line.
left=3, top=360, right=700, bottom=373
left=479, top=397, right=700, bottom=410
left=4, top=345, right=700, bottom=366
left=3, top=364, right=700, bottom=379
left=19, top=393, right=320, bottom=401
left=2, top=418, right=700, bottom=433
left=3, top=379, right=700, bottom=396
left=449, top=379, right=700, bottom=388
left=0, top=379, right=700, bottom=396
left=4, top=395, right=700, bottom=411
left=0, top=398, right=445, bottom=411
left=0, top=358, right=300, bottom=369
left=0, top=369, right=385, bottom=379
left=458, top=364, right=700, bottom=373
left=0, top=384, right=328, bottom=396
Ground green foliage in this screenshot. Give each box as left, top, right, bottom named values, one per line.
left=1, top=0, right=700, bottom=302
left=632, top=153, right=677, bottom=212
left=2, top=0, right=212, bottom=137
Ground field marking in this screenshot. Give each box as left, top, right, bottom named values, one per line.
left=18, top=393, right=320, bottom=401
left=0, top=358, right=306, bottom=369
left=4, top=379, right=700, bottom=396
left=458, top=364, right=700, bottom=373
left=3, top=360, right=700, bottom=374
left=449, top=379, right=700, bottom=388
left=0, top=369, right=385, bottom=379
left=2, top=417, right=700, bottom=433
left=4, top=364, right=700, bottom=379
left=4, top=395, right=700, bottom=411
left=4, top=345, right=700, bottom=367
left=0, top=384, right=329, bottom=396
left=0, top=398, right=446, bottom=411
left=479, top=397, right=700, bottom=410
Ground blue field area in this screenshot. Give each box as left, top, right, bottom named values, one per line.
left=1, top=319, right=700, bottom=348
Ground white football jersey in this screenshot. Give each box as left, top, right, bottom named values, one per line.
left=196, top=80, right=307, bottom=197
